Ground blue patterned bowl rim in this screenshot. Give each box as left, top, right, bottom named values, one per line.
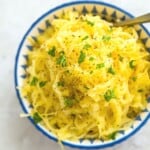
left=14, top=0, right=150, bottom=149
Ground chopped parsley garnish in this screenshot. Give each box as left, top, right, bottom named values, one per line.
left=129, top=60, right=136, bottom=69
left=57, top=52, right=67, bottom=67
left=78, top=51, right=86, bottom=64
left=57, top=81, right=64, bottom=87
left=132, top=76, right=137, bottom=81
left=64, top=98, right=74, bottom=107
left=30, top=77, right=38, bottom=86
left=108, top=53, right=112, bottom=57
left=39, top=81, right=47, bottom=87
left=82, top=36, right=89, bottom=41
left=108, top=131, right=117, bottom=139
left=102, top=35, right=111, bottom=42
left=84, top=85, right=89, bottom=90
left=108, top=66, right=115, bottom=75
left=54, top=123, right=60, bottom=129
left=33, top=112, right=42, bottom=124
left=48, top=46, right=56, bottom=57
left=146, top=98, right=150, bottom=103
left=104, top=89, right=116, bottom=101
left=86, top=20, right=94, bottom=26
left=65, top=70, right=70, bottom=74
left=70, top=114, right=76, bottom=119
left=119, top=55, right=124, bottom=62
left=83, top=44, right=91, bottom=50
left=89, top=57, right=95, bottom=61
left=138, top=89, right=143, bottom=92
left=96, top=63, right=105, bottom=69
left=90, top=70, right=93, bottom=74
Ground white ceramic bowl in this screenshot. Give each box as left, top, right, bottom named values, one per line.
left=14, top=1, right=150, bottom=149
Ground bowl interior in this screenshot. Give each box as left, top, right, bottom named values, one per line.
left=15, top=1, right=150, bottom=149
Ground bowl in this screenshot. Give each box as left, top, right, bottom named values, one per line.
left=14, top=1, right=150, bottom=149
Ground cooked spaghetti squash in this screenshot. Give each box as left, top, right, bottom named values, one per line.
left=21, top=12, right=150, bottom=141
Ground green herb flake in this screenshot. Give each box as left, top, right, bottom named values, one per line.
left=82, top=36, right=89, bottom=41
left=70, top=114, right=76, bottom=119
left=102, top=35, right=111, bottom=42
left=65, top=70, right=70, bottom=74
left=78, top=51, right=86, bottom=64
left=138, top=89, right=143, bottom=92
left=57, top=52, right=67, bottom=67
left=108, top=66, right=115, bottom=75
left=108, top=53, right=112, bottom=57
left=90, top=70, right=93, bottom=74
left=64, top=98, right=74, bottom=107
left=86, top=20, right=94, bottom=26
left=48, top=46, right=56, bottom=57
left=54, top=123, right=60, bottom=129
left=132, top=76, right=137, bottom=81
left=30, top=77, right=38, bottom=86
left=89, top=57, right=95, bottom=61
left=84, top=85, right=89, bottom=90
left=146, top=98, right=150, bottom=102
left=39, top=81, right=47, bottom=87
left=108, top=131, right=117, bottom=140
left=104, top=89, right=116, bottom=101
left=33, top=112, right=42, bottom=124
left=119, top=55, right=124, bottom=62
left=83, top=44, right=91, bottom=50
left=96, top=63, right=105, bottom=69
left=129, top=60, right=136, bottom=69
left=57, top=81, right=64, bottom=87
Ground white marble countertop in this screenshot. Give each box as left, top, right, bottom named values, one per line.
left=0, top=0, right=149, bottom=150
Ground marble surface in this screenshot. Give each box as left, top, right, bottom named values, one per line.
left=0, top=0, right=149, bottom=150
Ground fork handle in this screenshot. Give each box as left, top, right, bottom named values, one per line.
left=114, top=13, right=150, bottom=27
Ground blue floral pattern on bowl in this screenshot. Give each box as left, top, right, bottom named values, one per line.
left=14, top=1, right=150, bottom=149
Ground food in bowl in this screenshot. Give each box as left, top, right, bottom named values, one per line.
left=20, top=11, right=150, bottom=141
